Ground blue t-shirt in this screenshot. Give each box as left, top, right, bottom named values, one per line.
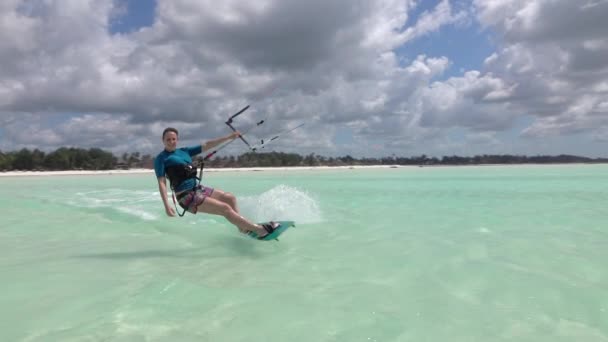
left=154, top=145, right=202, bottom=192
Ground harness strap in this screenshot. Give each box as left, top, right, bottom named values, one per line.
left=171, top=188, right=188, bottom=217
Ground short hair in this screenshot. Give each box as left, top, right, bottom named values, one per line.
left=162, top=127, right=178, bottom=139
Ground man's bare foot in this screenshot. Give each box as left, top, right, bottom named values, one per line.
left=246, top=222, right=279, bottom=239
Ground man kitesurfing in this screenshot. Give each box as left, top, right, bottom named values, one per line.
left=153, top=105, right=301, bottom=241
left=154, top=127, right=280, bottom=239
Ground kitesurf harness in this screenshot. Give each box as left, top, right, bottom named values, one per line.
left=166, top=163, right=199, bottom=217
left=166, top=163, right=198, bottom=190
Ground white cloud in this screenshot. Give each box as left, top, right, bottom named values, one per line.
left=1, top=0, right=470, bottom=155
left=401, top=0, right=468, bottom=43
left=471, top=0, right=608, bottom=141
left=0, top=0, right=607, bottom=157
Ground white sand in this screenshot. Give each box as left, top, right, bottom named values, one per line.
left=0, top=165, right=404, bottom=177
left=1, top=163, right=601, bottom=177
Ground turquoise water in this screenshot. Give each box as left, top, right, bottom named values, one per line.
left=1, top=165, right=607, bottom=341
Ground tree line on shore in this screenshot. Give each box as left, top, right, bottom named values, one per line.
left=1, top=147, right=607, bottom=171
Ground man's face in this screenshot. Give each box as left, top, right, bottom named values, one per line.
left=163, top=132, right=178, bottom=151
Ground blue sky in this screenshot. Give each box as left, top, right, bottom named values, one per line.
left=109, top=0, right=156, bottom=34
left=1, top=0, right=607, bottom=157
left=399, top=0, right=496, bottom=78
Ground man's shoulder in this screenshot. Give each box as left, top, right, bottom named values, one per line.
left=183, top=145, right=202, bottom=155
left=154, top=150, right=170, bottom=162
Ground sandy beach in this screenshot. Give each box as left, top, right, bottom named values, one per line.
left=0, top=165, right=406, bottom=177
left=0, top=163, right=602, bottom=177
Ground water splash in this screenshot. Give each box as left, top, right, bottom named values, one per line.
left=240, top=185, right=322, bottom=224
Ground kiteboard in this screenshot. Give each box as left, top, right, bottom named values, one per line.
left=247, top=221, right=295, bottom=241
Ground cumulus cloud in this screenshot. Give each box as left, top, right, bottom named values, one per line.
left=385, top=0, right=608, bottom=154
left=0, top=0, right=606, bottom=157
left=472, top=0, right=608, bottom=140
left=0, top=0, right=471, bottom=155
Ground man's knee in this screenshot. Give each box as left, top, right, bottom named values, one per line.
left=224, top=192, right=237, bottom=204
left=218, top=202, right=234, bottom=216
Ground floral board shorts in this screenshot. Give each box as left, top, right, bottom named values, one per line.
left=177, top=185, right=214, bottom=214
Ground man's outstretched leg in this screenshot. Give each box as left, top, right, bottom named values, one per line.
left=196, top=196, right=267, bottom=236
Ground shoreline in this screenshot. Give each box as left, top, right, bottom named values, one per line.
left=0, top=163, right=605, bottom=177
left=0, top=165, right=398, bottom=177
